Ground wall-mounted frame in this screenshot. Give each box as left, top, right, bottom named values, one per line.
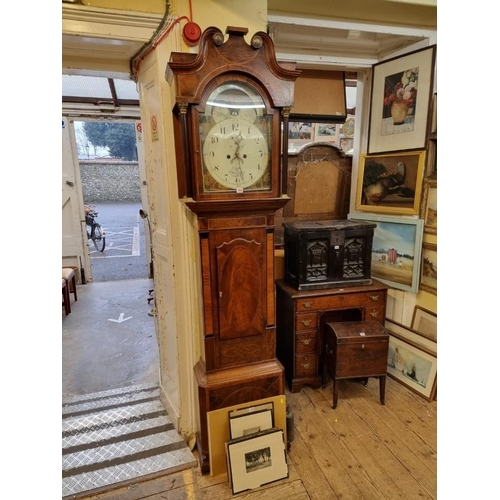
left=348, top=213, right=424, bottom=293
left=420, top=242, right=437, bottom=295
left=385, top=318, right=436, bottom=354
left=342, top=117, right=355, bottom=137
left=387, top=330, right=437, bottom=401
left=314, top=123, right=339, bottom=143
left=340, top=137, right=354, bottom=155
left=226, top=428, right=288, bottom=495
left=419, top=178, right=437, bottom=234
left=411, top=306, right=437, bottom=341
left=368, top=45, right=437, bottom=154
left=229, top=408, right=274, bottom=439
left=355, top=150, right=426, bottom=215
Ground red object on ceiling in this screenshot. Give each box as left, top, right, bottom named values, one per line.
left=183, top=22, right=202, bottom=46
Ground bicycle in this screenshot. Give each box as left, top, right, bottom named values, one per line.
left=84, top=205, right=106, bottom=252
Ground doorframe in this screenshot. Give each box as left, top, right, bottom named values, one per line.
left=62, top=108, right=147, bottom=283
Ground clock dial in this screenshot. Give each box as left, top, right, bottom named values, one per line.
left=200, top=81, right=272, bottom=193
left=202, top=116, right=269, bottom=189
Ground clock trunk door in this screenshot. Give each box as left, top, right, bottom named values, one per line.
left=213, top=228, right=266, bottom=340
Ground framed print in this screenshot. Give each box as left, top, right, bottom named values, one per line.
left=226, top=428, right=288, bottom=495
left=229, top=401, right=274, bottom=419
left=314, top=123, right=339, bottom=143
left=229, top=408, right=274, bottom=439
left=206, top=396, right=287, bottom=477
left=385, top=318, right=436, bottom=354
left=355, top=150, right=426, bottom=215
left=411, top=306, right=437, bottom=341
left=419, top=178, right=437, bottom=234
left=342, top=117, right=355, bottom=137
left=368, top=45, right=436, bottom=154
left=420, top=242, right=437, bottom=295
left=289, top=121, right=314, bottom=141
left=387, top=331, right=437, bottom=401
left=340, top=137, right=354, bottom=155
left=348, top=213, right=424, bottom=293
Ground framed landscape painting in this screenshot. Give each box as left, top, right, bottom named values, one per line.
left=419, top=178, right=437, bottom=234
left=420, top=242, right=437, bottom=295
left=368, top=45, right=437, bottom=154
left=387, top=331, right=437, bottom=401
left=348, top=213, right=424, bottom=293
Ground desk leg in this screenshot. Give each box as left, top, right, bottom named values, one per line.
left=379, top=375, right=386, bottom=405
left=333, top=378, right=339, bottom=409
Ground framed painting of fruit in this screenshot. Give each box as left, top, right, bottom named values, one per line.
left=355, top=150, right=426, bottom=215
left=367, top=45, right=436, bottom=154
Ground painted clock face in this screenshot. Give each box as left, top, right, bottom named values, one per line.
left=199, top=81, right=272, bottom=193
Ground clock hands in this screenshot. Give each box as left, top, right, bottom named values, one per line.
left=229, top=132, right=245, bottom=182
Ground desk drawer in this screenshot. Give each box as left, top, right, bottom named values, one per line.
left=295, top=313, right=318, bottom=331
left=296, top=291, right=386, bottom=312
left=295, top=353, right=317, bottom=377
left=295, top=331, right=317, bottom=354
left=364, top=306, right=385, bottom=322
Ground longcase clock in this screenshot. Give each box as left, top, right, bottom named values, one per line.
left=167, top=26, right=299, bottom=473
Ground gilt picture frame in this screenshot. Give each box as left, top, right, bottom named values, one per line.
left=420, top=242, right=437, bottom=295
left=387, top=330, right=437, bottom=401
left=411, top=306, right=437, bottom=341
left=226, top=428, right=288, bottom=495
left=419, top=178, right=437, bottom=234
left=368, top=45, right=436, bottom=154
left=385, top=318, right=437, bottom=354
left=348, top=213, right=424, bottom=293
left=355, top=150, right=426, bottom=215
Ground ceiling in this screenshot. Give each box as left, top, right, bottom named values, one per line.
left=62, top=2, right=436, bottom=111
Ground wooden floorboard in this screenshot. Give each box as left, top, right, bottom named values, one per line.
left=76, top=376, right=437, bottom=500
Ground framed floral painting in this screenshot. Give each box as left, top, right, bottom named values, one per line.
left=367, top=45, right=437, bottom=154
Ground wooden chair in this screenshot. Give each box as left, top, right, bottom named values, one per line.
left=62, top=267, right=77, bottom=303
left=62, top=279, right=71, bottom=315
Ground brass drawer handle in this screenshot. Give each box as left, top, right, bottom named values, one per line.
left=369, top=310, right=379, bottom=318
left=302, top=362, right=311, bottom=369
left=303, top=300, right=314, bottom=308
left=302, top=338, right=311, bottom=345
left=369, top=295, right=380, bottom=302
left=301, top=319, right=312, bottom=326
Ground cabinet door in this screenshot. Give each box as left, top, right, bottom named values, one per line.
left=211, top=228, right=267, bottom=340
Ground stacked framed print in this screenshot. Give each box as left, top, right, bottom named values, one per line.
left=229, top=402, right=274, bottom=439
left=225, top=427, right=288, bottom=495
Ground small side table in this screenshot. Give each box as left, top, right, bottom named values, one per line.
left=322, top=321, right=389, bottom=409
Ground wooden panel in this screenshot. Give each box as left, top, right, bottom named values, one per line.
left=291, top=70, right=346, bottom=117
left=200, top=236, right=213, bottom=336
left=267, top=231, right=275, bottom=326
left=293, top=160, right=340, bottom=214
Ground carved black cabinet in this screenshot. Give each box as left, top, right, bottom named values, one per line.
left=283, top=219, right=376, bottom=290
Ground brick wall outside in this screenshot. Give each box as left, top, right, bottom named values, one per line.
left=79, top=160, right=141, bottom=203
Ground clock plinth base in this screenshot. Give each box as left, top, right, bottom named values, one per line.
left=194, top=358, right=285, bottom=474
